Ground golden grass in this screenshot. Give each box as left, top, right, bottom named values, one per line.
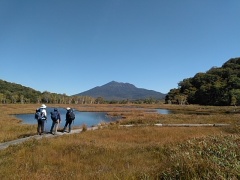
left=0, top=126, right=231, bottom=179
left=0, top=104, right=239, bottom=179
left=118, top=112, right=240, bottom=125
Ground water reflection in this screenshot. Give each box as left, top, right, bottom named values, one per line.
left=156, top=109, right=172, bottom=114
left=16, top=107, right=119, bottom=131
left=156, top=109, right=211, bottom=115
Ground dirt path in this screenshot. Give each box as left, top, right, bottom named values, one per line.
left=0, top=127, right=98, bottom=150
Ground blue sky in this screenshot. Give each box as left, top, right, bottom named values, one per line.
left=0, top=1, right=239, bottom=96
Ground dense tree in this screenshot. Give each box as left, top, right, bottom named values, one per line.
left=166, top=57, right=240, bottom=106
left=94, top=97, right=105, bottom=104
left=0, top=79, right=96, bottom=105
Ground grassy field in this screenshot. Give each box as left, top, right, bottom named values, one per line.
left=0, top=104, right=239, bottom=179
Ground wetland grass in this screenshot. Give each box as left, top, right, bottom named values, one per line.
left=1, top=126, right=235, bottom=179
left=0, top=104, right=239, bottom=179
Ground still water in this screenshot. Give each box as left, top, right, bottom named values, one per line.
left=156, top=109, right=172, bottom=114
left=16, top=108, right=174, bottom=131
left=156, top=109, right=210, bottom=115
left=16, top=107, right=119, bottom=131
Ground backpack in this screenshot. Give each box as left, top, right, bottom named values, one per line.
left=35, top=111, right=42, bottom=120
left=68, top=110, right=75, bottom=120
left=39, top=108, right=47, bottom=120
left=51, top=111, right=58, bottom=121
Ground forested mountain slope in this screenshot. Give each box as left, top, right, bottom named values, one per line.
left=166, top=57, right=240, bottom=106
left=0, top=79, right=93, bottom=104
left=0, top=79, right=41, bottom=103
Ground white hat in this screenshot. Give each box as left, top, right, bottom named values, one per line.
left=40, top=104, right=47, bottom=108
left=66, top=107, right=70, bottom=110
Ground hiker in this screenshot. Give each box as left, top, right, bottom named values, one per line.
left=50, top=108, right=61, bottom=135
left=62, top=107, right=75, bottom=133
left=35, top=108, right=42, bottom=135
left=35, top=104, right=47, bottom=135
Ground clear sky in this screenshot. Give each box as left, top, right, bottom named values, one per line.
left=0, top=0, right=239, bottom=96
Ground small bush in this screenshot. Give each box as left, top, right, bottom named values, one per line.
left=81, top=124, right=87, bottom=132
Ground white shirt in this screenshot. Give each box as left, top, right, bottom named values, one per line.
left=40, top=108, right=47, bottom=117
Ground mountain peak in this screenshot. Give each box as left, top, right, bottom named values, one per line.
left=103, top=81, right=136, bottom=88
left=108, top=80, right=118, bottom=84
left=75, top=81, right=166, bottom=101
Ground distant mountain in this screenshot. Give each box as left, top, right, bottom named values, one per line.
left=75, top=81, right=166, bottom=100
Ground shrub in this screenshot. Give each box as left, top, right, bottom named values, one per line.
left=81, top=124, right=87, bottom=132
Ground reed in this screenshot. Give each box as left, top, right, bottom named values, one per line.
left=0, top=126, right=235, bottom=179
left=0, top=104, right=239, bottom=179
left=115, top=111, right=239, bottom=126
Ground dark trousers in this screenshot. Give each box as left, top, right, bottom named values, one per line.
left=37, top=119, right=45, bottom=134
left=63, top=120, right=73, bottom=132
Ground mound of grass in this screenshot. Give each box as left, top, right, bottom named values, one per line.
left=160, top=134, right=240, bottom=179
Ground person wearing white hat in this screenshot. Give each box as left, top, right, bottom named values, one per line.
left=37, top=104, right=47, bottom=135
left=40, top=104, right=47, bottom=109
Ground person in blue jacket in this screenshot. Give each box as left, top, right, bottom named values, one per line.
left=50, top=108, right=61, bottom=135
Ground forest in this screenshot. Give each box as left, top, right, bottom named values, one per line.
left=165, top=57, right=240, bottom=106
left=0, top=80, right=95, bottom=104
left=0, top=80, right=160, bottom=104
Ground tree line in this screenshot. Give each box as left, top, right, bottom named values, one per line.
left=165, top=57, right=240, bottom=106
left=0, top=79, right=162, bottom=104
left=0, top=80, right=95, bottom=104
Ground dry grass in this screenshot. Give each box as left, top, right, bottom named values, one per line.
left=0, top=126, right=233, bottom=179
left=0, top=104, right=239, bottom=179
left=117, top=112, right=240, bottom=125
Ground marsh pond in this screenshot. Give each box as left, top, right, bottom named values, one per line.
left=15, top=108, right=182, bottom=132
left=16, top=107, right=120, bottom=132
